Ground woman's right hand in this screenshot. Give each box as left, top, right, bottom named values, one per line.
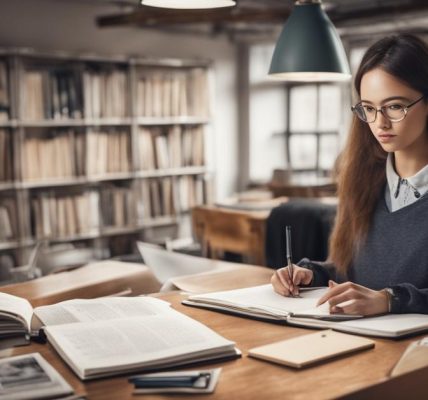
left=271, top=265, right=313, bottom=296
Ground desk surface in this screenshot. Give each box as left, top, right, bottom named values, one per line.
left=0, top=289, right=419, bottom=400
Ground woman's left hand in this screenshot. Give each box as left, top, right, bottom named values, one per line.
left=317, top=280, right=389, bottom=316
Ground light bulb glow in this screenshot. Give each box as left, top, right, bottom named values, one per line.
left=141, top=0, right=236, bottom=9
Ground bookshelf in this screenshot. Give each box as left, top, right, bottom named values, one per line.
left=0, top=50, right=213, bottom=269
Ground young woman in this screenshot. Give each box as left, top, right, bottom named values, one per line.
left=271, top=33, right=428, bottom=316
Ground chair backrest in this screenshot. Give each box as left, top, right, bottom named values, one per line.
left=265, top=199, right=337, bottom=269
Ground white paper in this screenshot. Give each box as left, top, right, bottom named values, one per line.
left=137, top=242, right=216, bottom=284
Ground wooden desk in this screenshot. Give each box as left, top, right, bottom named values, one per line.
left=192, top=197, right=337, bottom=267
left=2, top=280, right=426, bottom=399
left=269, top=175, right=336, bottom=198
left=192, top=205, right=272, bottom=266
left=0, top=261, right=161, bottom=307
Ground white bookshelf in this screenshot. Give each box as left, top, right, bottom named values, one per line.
left=0, top=49, right=214, bottom=267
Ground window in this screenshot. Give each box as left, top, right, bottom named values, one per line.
left=248, top=42, right=350, bottom=183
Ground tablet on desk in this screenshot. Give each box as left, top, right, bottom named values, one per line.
left=248, top=330, right=375, bottom=368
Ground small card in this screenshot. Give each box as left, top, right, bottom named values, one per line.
left=248, top=330, right=375, bottom=368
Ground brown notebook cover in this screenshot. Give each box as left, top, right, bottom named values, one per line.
left=248, top=330, right=375, bottom=368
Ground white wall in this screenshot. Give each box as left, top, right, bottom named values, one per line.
left=0, top=0, right=239, bottom=200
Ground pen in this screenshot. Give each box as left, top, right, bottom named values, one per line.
left=286, top=225, right=294, bottom=285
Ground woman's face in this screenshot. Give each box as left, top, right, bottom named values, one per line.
left=360, top=68, right=428, bottom=154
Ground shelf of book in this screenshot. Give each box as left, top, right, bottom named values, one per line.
left=0, top=182, right=15, bottom=191
left=0, top=121, right=17, bottom=128
left=0, top=241, right=20, bottom=251
left=20, top=118, right=133, bottom=128
left=135, top=116, right=210, bottom=126
left=0, top=49, right=213, bottom=269
left=135, top=166, right=208, bottom=178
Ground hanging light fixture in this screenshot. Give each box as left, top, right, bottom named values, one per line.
left=141, top=0, right=236, bottom=9
left=269, top=0, right=351, bottom=82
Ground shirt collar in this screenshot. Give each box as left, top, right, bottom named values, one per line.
left=386, top=153, right=428, bottom=192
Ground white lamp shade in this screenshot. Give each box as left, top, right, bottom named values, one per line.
left=141, top=0, right=236, bottom=9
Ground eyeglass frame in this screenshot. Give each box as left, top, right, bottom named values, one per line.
left=351, top=94, right=425, bottom=123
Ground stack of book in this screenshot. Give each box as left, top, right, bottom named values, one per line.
left=136, top=175, right=207, bottom=220
left=86, top=129, right=130, bottom=176
left=0, top=293, right=240, bottom=380
left=138, top=125, right=205, bottom=170
left=23, top=69, right=82, bottom=120
left=136, top=68, right=209, bottom=117
left=99, top=184, right=136, bottom=229
left=0, top=129, right=13, bottom=181
left=0, top=198, right=17, bottom=241
left=21, top=129, right=85, bottom=181
left=83, top=68, right=127, bottom=119
left=0, top=61, right=9, bottom=122
left=137, top=177, right=176, bottom=220
left=31, top=190, right=100, bottom=239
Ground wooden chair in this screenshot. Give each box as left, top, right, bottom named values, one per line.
left=192, top=206, right=267, bottom=266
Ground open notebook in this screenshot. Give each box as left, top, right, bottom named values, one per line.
left=183, top=284, right=428, bottom=338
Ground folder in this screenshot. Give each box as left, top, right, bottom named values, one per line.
left=248, top=330, right=375, bottom=368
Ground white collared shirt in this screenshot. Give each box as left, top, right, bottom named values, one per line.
left=385, top=153, right=428, bottom=212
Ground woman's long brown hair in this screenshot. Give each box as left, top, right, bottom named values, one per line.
left=328, top=34, right=428, bottom=274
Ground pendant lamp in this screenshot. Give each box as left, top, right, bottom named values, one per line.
left=141, top=0, right=236, bottom=9
left=269, top=0, right=351, bottom=82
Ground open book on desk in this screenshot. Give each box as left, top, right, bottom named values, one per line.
left=0, top=293, right=239, bottom=380
left=183, top=284, right=428, bottom=338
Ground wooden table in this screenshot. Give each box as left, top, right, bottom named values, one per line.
left=1, top=282, right=427, bottom=399
left=0, top=260, right=161, bottom=307
left=192, top=204, right=278, bottom=266
left=192, top=197, right=337, bottom=267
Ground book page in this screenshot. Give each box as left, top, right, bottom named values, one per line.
left=33, top=296, right=172, bottom=329
left=336, top=314, right=428, bottom=336
left=189, top=284, right=329, bottom=317
left=0, top=292, right=33, bottom=332
left=45, top=311, right=235, bottom=379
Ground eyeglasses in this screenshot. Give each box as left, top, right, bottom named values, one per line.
left=351, top=95, right=425, bottom=123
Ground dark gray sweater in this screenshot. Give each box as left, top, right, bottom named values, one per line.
left=298, top=193, right=428, bottom=314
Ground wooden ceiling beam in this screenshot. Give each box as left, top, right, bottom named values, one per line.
left=97, top=6, right=292, bottom=27
left=330, top=0, right=428, bottom=25
left=96, top=1, right=428, bottom=30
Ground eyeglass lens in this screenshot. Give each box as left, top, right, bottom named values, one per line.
left=354, top=104, right=405, bottom=122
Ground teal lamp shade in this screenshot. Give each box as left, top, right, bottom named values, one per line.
left=141, top=0, right=236, bottom=9
left=269, top=1, right=351, bottom=82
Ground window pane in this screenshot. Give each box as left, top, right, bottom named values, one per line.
left=289, top=135, right=317, bottom=169
left=319, top=85, right=341, bottom=132
left=290, top=86, right=317, bottom=132
left=249, top=44, right=275, bottom=84
left=250, top=88, right=286, bottom=181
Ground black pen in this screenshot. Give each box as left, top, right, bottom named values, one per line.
left=286, top=226, right=294, bottom=284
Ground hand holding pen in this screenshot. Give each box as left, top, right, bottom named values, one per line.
left=270, top=226, right=313, bottom=297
